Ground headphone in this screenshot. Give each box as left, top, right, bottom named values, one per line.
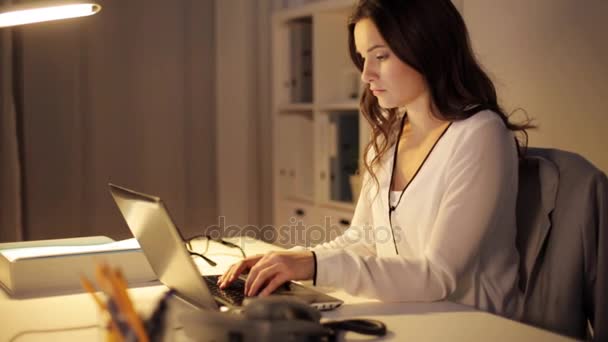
left=179, top=297, right=387, bottom=342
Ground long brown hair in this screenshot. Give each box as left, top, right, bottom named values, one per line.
left=348, top=0, right=534, bottom=187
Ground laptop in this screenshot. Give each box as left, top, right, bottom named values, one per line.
left=108, top=183, right=343, bottom=311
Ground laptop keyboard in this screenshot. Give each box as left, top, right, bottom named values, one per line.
left=203, top=275, right=246, bottom=306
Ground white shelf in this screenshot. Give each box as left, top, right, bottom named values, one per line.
left=318, top=100, right=359, bottom=111
left=272, top=0, right=367, bottom=238
left=278, top=101, right=359, bottom=112
left=284, top=195, right=315, bottom=205
left=319, top=200, right=355, bottom=213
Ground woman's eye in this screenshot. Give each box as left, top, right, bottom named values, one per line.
left=376, top=54, right=388, bottom=61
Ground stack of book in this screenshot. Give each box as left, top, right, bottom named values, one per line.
left=0, top=236, right=156, bottom=297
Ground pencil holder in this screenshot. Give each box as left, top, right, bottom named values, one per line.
left=96, top=289, right=177, bottom=342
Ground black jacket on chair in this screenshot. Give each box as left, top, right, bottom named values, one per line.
left=516, top=148, right=608, bottom=341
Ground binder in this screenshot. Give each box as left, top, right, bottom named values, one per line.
left=289, top=18, right=312, bottom=103
left=0, top=236, right=157, bottom=297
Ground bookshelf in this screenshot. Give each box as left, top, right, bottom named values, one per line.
left=272, top=0, right=367, bottom=248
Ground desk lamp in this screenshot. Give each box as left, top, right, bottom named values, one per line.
left=0, top=0, right=101, bottom=28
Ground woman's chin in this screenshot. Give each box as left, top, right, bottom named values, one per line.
left=376, top=97, right=407, bottom=110
left=377, top=99, right=397, bottom=109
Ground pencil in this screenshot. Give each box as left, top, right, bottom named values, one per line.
left=113, top=269, right=149, bottom=342
left=96, top=264, right=131, bottom=341
left=80, top=275, right=106, bottom=310
left=80, top=274, right=124, bottom=341
left=97, top=263, right=149, bottom=342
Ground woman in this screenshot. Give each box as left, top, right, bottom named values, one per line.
left=218, top=0, right=531, bottom=318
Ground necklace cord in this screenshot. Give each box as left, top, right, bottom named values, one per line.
left=387, top=115, right=453, bottom=255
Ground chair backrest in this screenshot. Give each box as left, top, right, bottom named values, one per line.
left=516, top=147, right=608, bottom=341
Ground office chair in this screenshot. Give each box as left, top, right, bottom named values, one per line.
left=516, top=147, right=608, bottom=341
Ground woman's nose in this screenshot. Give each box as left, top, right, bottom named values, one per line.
left=361, top=62, right=376, bottom=83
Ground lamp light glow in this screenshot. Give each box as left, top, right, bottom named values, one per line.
left=0, top=2, right=101, bottom=28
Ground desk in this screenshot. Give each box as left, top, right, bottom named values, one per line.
left=0, top=237, right=575, bottom=341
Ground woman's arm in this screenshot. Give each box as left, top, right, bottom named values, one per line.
left=287, top=163, right=377, bottom=257
left=220, top=158, right=378, bottom=292
left=310, top=170, right=377, bottom=256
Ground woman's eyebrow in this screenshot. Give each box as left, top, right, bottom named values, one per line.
left=366, top=44, right=386, bottom=53
left=356, top=44, right=386, bottom=56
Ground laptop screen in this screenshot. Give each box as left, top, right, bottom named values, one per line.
left=108, top=183, right=218, bottom=310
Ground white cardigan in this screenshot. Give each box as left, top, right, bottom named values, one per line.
left=309, top=110, right=522, bottom=318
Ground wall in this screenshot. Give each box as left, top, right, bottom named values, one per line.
left=216, top=0, right=277, bottom=235
left=465, top=0, right=608, bottom=173
left=15, top=0, right=217, bottom=240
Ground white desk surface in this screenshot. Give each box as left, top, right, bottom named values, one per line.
left=0, top=237, right=575, bottom=341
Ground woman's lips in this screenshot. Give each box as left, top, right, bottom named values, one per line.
left=371, top=89, right=385, bottom=95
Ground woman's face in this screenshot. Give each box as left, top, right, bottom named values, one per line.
left=354, top=18, right=428, bottom=109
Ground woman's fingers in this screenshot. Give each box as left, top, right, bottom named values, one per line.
left=218, top=262, right=238, bottom=283
left=246, top=263, right=282, bottom=297
left=218, top=254, right=263, bottom=289
left=244, top=253, right=281, bottom=294
left=220, top=262, right=247, bottom=288
left=218, top=264, right=239, bottom=288
left=258, top=273, right=289, bottom=297
left=243, top=256, right=266, bottom=294
left=217, top=266, right=228, bottom=284
left=220, top=251, right=314, bottom=295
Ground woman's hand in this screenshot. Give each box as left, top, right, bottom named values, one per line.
left=218, top=251, right=315, bottom=297
left=217, top=254, right=264, bottom=289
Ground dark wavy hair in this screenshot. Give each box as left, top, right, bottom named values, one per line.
left=348, top=0, right=534, bottom=187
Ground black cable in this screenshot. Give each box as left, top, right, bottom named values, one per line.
left=323, top=318, right=387, bottom=337
left=387, top=114, right=408, bottom=255
left=8, top=324, right=99, bottom=342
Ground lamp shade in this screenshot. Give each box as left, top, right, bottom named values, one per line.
left=0, top=0, right=101, bottom=28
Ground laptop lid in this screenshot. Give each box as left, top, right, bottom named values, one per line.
left=109, top=183, right=218, bottom=310
left=109, top=183, right=343, bottom=311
